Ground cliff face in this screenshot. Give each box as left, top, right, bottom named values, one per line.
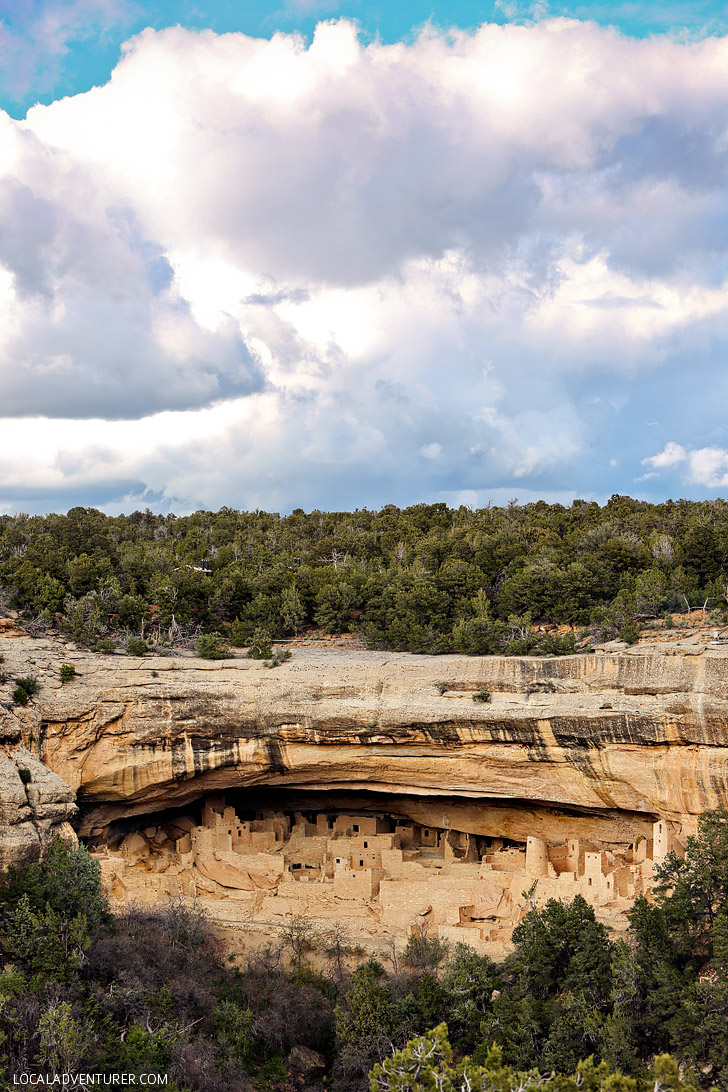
left=0, top=701, right=77, bottom=868
left=1, top=633, right=727, bottom=847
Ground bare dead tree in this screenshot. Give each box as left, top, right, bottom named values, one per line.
left=325, top=922, right=351, bottom=986
left=386, top=936, right=399, bottom=975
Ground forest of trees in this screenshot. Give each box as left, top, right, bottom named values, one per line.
left=2, top=497, right=728, bottom=654
left=1, top=808, right=727, bottom=1090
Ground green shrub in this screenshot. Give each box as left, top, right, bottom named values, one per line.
left=620, top=623, right=640, bottom=645
left=92, top=637, right=115, bottom=654
left=266, top=647, right=291, bottom=668
left=402, top=929, right=449, bottom=971
left=18, top=767, right=31, bottom=785
left=13, top=686, right=29, bottom=705
left=126, top=637, right=148, bottom=656
left=230, top=617, right=250, bottom=648
left=506, top=632, right=577, bottom=656
left=255, top=1055, right=287, bottom=1092
left=0, top=839, right=109, bottom=983
left=526, top=680, right=556, bottom=693
left=59, top=663, right=76, bottom=683
left=0, top=837, right=109, bottom=933
left=436, top=681, right=450, bottom=695
left=15, top=675, right=40, bottom=696
left=472, top=689, right=491, bottom=703
left=248, top=627, right=273, bottom=660
left=196, top=633, right=230, bottom=660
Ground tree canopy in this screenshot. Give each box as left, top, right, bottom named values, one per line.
left=1, top=812, right=728, bottom=1088
left=2, top=496, right=728, bottom=654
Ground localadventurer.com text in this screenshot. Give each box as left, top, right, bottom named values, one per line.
left=13, top=1075, right=169, bottom=1086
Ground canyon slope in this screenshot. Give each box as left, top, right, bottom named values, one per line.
left=1, top=630, right=727, bottom=847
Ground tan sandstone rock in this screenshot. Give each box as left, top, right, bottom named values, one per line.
left=0, top=744, right=77, bottom=869
left=0, top=634, right=727, bottom=844
left=1, top=644, right=720, bottom=838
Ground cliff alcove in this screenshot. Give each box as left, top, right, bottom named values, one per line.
left=86, top=785, right=677, bottom=960
left=2, top=632, right=726, bottom=958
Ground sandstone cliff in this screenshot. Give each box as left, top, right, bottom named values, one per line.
left=1, top=632, right=727, bottom=848
left=0, top=700, right=77, bottom=868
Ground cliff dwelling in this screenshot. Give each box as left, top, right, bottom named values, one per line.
left=90, top=788, right=684, bottom=958
left=2, top=632, right=721, bottom=960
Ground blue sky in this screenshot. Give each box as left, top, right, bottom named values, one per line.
left=2, top=0, right=728, bottom=514
left=3, top=0, right=728, bottom=116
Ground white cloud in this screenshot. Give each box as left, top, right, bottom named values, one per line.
left=23, top=19, right=728, bottom=288
left=686, top=447, right=728, bottom=488
left=4, top=19, right=728, bottom=509
left=528, top=247, right=728, bottom=355
left=642, top=442, right=728, bottom=489
left=642, top=441, right=687, bottom=469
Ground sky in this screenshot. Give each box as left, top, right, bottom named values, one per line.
left=2, top=2, right=728, bottom=515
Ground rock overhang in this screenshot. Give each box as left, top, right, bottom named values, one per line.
left=1, top=636, right=727, bottom=842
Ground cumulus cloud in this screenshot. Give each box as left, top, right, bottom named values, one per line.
left=4, top=18, right=728, bottom=510
left=643, top=441, right=687, bottom=469
left=642, top=443, right=728, bottom=488
left=0, top=114, right=263, bottom=417
left=687, top=448, right=728, bottom=487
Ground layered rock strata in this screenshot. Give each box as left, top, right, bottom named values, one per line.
left=0, top=702, right=77, bottom=867
left=0, top=632, right=726, bottom=848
